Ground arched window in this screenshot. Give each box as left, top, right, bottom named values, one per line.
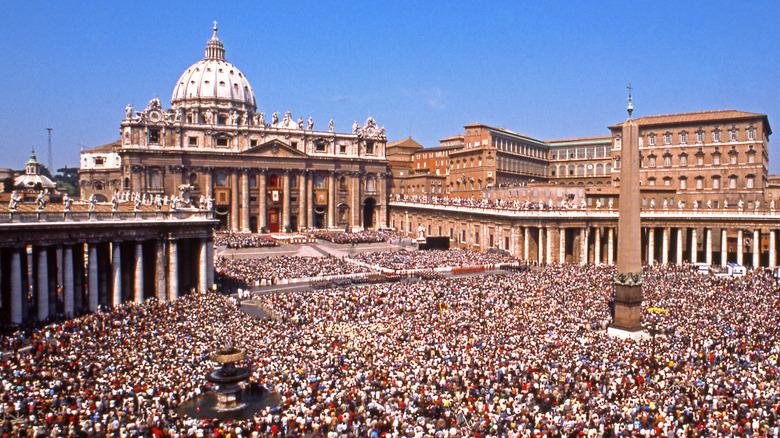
left=596, top=163, right=604, bottom=175
left=576, top=164, right=585, bottom=176
left=189, top=172, right=198, bottom=186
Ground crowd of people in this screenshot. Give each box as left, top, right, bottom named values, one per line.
left=352, top=249, right=519, bottom=271
left=214, top=233, right=279, bottom=249
left=309, top=231, right=401, bottom=245
left=214, top=255, right=371, bottom=285
left=2, top=263, right=780, bottom=437
left=394, top=195, right=572, bottom=211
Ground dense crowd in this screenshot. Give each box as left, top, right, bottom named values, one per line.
left=214, top=255, right=371, bottom=285
left=394, top=195, right=571, bottom=211
left=309, top=231, right=401, bottom=245
left=352, top=249, right=519, bottom=270
left=2, top=264, right=780, bottom=437
left=214, top=233, right=278, bottom=249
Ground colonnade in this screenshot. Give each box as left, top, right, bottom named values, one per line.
left=390, top=205, right=780, bottom=268
left=0, top=236, right=213, bottom=326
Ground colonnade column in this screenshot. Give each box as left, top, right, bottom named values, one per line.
left=328, top=172, right=336, bottom=228
left=134, top=242, right=144, bottom=303
left=737, top=230, right=744, bottom=266
left=647, top=228, right=655, bottom=265
left=546, top=227, right=554, bottom=265
left=580, top=227, right=588, bottom=265
left=607, top=228, right=614, bottom=265
left=721, top=229, right=728, bottom=266
left=594, top=228, right=601, bottom=264
left=524, top=227, right=530, bottom=261
left=770, top=230, right=777, bottom=267
left=199, top=238, right=208, bottom=292
left=282, top=170, right=291, bottom=232
left=559, top=228, right=566, bottom=264
left=676, top=228, right=684, bottom=265
left=206, top=236, right=214, bottom=290
left=241, top=170, right=250, bottom=232
left=156, top=240, right=166, bottom=301
left=10, top=249, right=23, bottom=325
left=351, top=172, right=360, bottom=230
left=63, top=245, right=74, bottom=316
left=537, top=227, right=544, bottom=264
left=204, top=169, right=213, bottom=199
left=36, top=247, right=49, bottom=321
left=753, top=229, right=760, bottom=267
left=298, top=171, right=307, bottom=230
left=690, top=228, right=698, bottom=264
left=112, top=242, right=122, bottom=307
left=168, top=239, right=178, bottom=301
left=230, top=172, right=239, bottom=231
left=258, top=170, right=267, bottom=232
left=306, top=172, right=314, bottom=230
left=705, top=228, right=713, bottom=266
left=662, top=228, right=669, bottom=265
left=88, top=244, right=99, bottom=311
left=510, top=226, right=518, bottom=257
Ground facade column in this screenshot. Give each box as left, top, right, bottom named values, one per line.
left=306, top=172, right=314, bottom=229
left=37, top=247, right=49, bottom=321
left=675, top=228, right=684, bottom=265
left=155, top=240, right=166, bottom=301
left=88, top=244, right=99, bottom=311
left=753, top=229, right=760, bottom=268
left=770, top=230, right=777, bottom=267
left=112, top=242, right=122, bottom=306
left=63, top=245, right=74, bottom=316
left=721, top=228, right=728, bottom=266
left=580, top=227, right=588, bottom=264
left=241, top=170, right=250, bottom=232
left=328, top=172, right=337, bottom=228
left=510, top=226, right=519, bottom=257
left=199, top=238, right=208, bottom=292
left=705, top=228, right=713, bottom=266
left=134, top=242, right=144, bottom=303
left=230, top=172, right=239, bottom=231
left=546, top=227, right=554, bottom=265
left=10, top=249, right=23, bottom=325
left=662, top=228, right=669, bottom=265
left=168, top=239, right=178, bottom=301
left=378, top=173, right=388, bottom=228
left=737, top=230, right=744, bottom=266
left=594, top=228, right=602, bottom=264
left=258, top=170, right=267, bottom=232
left=559, top=227, right=566, bottom=264
left=351, top=172, right=361, bottom=230
left=204, top=168, right=213, bottom=199
left=298, top=171, right=307, bottom=230
left=607, top=228, right=614, bottom=265
left=282, top=170, right=291, bottom=232
left=524, top=227, right=530, bottom=261
left=691, top=228, right=698, bottom=264
left=647, top=228, right=655, bottom=265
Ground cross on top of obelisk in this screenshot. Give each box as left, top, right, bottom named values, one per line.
left=627, top=83, right=634, bottom=118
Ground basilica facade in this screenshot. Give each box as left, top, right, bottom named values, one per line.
left=79, top=25, right=389, bottom=232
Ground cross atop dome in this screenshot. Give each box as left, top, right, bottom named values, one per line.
left=205, top=21, right=225, bottom=60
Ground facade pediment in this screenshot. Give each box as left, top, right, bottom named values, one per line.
left=241, top=139, right=309, bottom=158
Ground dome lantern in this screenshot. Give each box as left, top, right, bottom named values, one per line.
left=205, top=21, right=226, bottom=61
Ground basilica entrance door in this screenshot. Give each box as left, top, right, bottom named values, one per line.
left=268, top=208, right=280, bottom=233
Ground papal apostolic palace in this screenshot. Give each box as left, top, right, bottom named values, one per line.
left=79, top=24, right=389, bottom=233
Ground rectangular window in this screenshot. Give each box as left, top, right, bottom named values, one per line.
left=648, top=135, right=656, bottom=146
left=747, top=177, right=754, bottom=189
left=748, top=154, right=755, bottom=164
left=680, top=155, right=687, bottom=166
left=614, top=137, right=622, bottom=149
left=316, top=142, right=326, bottom=152
left=148, top=129, right=160, bottom=145
left=664, top=156, right=671, bottom=167
left=664, top=133, right=672, bottom=144
left=94, top=157, right=105, bottom=166
left=680, top=179, right=687, bottom=190
left=189, top=136, right=198, bottom=146
left=475, top=232, right=480, bottom=245
left=730, top=154, right=737, bottom=165
left=730, top=130, right=738, bottom=141
left=696, top=179, right=703, bottom=189
left=747, top=129, right=756, bottom=140
left=713, top=131, right=721, bottom=142
left=713, top=155, right=720, bottom=165
left=697, top=156, right=703, bottom=165
left=664, top=179, right=671, bottom=187
left=712, top=178, right=720, bottom=189
left=695, top=132, right=703, bottom=143
left=366, top=141, right=375, bottom=154
left=216, top=137, right=228, bottom=147
left=679, top=133, right=688, bottom=144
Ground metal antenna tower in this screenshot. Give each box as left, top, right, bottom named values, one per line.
left=46, top=127, right=53, bottom=171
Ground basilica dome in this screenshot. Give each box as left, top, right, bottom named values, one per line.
left=171, top=24, right=256, bottom=112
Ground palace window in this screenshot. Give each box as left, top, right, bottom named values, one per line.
left=679, top=154, right=687, bottom=167
left=648, top=177, right=656, bottom=186
left=746, top=175, right=755, bottom=189
left=648, top=134, right=656, bottom=146
left=663, top=177, right=671, bottom=187
left=663, top=133, right=672, bottom=144
left=614, top=136, right=622, bottom=149
left=713, top=153, right=721, bottom=165
left=730, top=129, right=739, bottom=141
left=648, top=156, right=656, bottom=167
left=679, top=132, right=688, bottom=144
left=695, top=177, right=704, bottom=190
left=747, top=127, right=756, bottom=140
left=712, top=130, right=721, bottom=142
left=729, top=152, right=738, bottom=165
left=712, top=176, right=720, bottom=189
left=729, top=176, right=738, bottom=189
left=695, top=131, right=704, bottom=143
left=663, top=154, right=672, bottom=167
left=679, top=177, right=687, bottom=190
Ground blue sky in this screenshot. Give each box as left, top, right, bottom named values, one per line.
left=2, top=1, right=779, bottom=172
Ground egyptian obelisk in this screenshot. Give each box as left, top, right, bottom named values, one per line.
left=611, top=85, right=643, bottom=332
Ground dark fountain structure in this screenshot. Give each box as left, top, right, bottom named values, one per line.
left=178, top=344, right=280, bottom=420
